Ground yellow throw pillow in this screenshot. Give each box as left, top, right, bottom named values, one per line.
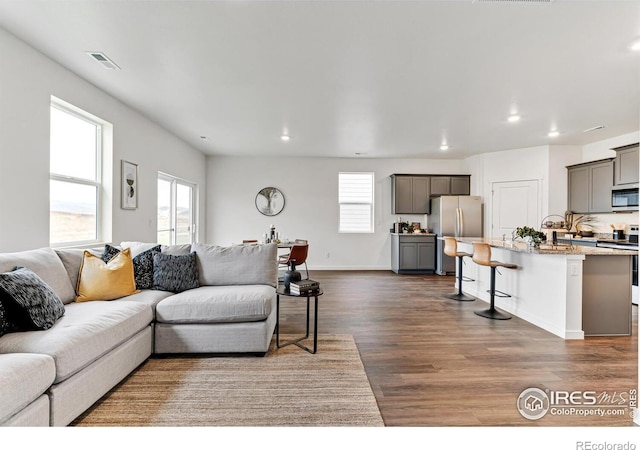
left=75, top=248, right=139, bottom=302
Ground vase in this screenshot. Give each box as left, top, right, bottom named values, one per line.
left=283, top=259, right=302, bottom=292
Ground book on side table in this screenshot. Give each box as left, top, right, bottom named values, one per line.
left=289, top=279, right=320, bottom=295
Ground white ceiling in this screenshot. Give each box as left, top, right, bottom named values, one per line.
left=0, top=0, right=639, bottom=159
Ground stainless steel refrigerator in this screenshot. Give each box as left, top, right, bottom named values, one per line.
left=430, top=196, right=483, bottom=275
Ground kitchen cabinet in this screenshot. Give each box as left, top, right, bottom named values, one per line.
left=391, top=234, right=436, bottom=273
left=613, top=143, right=639, bottom=185
left=567, top=159, right=613, bottom=213
left=430, top=176, right=471, bottom=196
left=391, top=175, right=430, bottom=214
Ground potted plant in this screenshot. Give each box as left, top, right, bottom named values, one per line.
left=513, top=226, right=546, bottom=248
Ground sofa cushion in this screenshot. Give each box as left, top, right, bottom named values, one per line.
left=103, top=244, right=161, bottom=290
left=0, top=300, right=153, bottom=383
left=121, top=241, right=191, bottom=257
left=0, top=267, right=65, bottom=332
left=191, top=242, right=277, bottom=287
left=0, top=353, right=56, bottom=424
left=117, top=289, right=175, bottom=319
left=155, top=285, right=274, bottom=324
left=0, top=247, right=76, bottom=304
left=76, top=249, right=139, bottom=302
left=153, top=252, right=199, bottom=293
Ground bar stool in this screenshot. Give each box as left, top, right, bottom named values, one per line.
left=472, top=242, right=518, bottom=320
left=442, top=237, right=475, bottom=302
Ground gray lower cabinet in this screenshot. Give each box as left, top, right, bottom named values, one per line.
left=391, top=234, right=436, bottom=273
left=567, top=159, right=613, bottom=213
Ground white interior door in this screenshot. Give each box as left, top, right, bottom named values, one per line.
left=491, top=180, right=540, bottom=239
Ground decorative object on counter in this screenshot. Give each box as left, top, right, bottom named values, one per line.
left=255, top=187, right=285, bottom=216
left=513, top=226, right=547, bottom=248
left=564, top=211, right=574, bottom=232
left=283, top=259, right=302, bottom=292
left=573, top=214, right=597, bottom=237
left=540, top=214, right=567, bottom=230
left=611, top=224, right=626, bottom=240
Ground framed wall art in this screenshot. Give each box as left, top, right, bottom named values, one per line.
left=255, top=187, right=285, bottom=216
left=121, top=160, right=138, bottom=210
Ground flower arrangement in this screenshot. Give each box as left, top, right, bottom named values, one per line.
left=513, top=226, right=547, bottom=247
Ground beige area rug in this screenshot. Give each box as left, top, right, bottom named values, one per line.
left=72, top=334, right=384, bottom=427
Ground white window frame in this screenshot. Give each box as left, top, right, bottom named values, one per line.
left=338, top=172, right=375, bottom=233
left=158, top=172, right=197, bottom=245
left=49, top=99, right=104, bottom=247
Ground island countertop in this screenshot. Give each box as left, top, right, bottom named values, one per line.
left=450, top=236, right=634, bottom=339
left=452, top=236, right=637, bottom=256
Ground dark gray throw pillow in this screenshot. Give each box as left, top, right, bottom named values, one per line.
left=0, top=300, right=8, bottom=337
left=152, top=252, right=199, bottom=293
left=0, top=266, right=65, bottom=331
left=102, top=244, right=161, bottom=290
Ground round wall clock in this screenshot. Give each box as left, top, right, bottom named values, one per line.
left=255, top=187, right=285, bottom=216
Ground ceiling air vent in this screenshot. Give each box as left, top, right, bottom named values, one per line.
left=583, top=125, right=606, bottom=133
left=86, top=52, right=120, bottom=70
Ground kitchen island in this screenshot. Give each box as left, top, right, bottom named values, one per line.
left=452, top=237, right=636, bottom=339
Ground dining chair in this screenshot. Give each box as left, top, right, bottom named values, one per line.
left=278, top=241, right=309, bottom=280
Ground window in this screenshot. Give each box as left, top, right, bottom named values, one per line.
left=158, top=173, right=197, bottom=245
left=339, top=172, right=374, bottom=233
left=49, top=101, right=103, bottom=246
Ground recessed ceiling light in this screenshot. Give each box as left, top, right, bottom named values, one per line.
left=440, top=144, right=449, bottom=151
left=281, top=134, right=290, bottom=142
left=548, top=130, right=559, bottom=138
left=507, top=114, right=521, bottom=123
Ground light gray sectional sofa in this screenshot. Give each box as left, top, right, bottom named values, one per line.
left=0, top=242, right=278, bottom=427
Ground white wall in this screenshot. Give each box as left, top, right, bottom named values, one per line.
left=463, top=146, right=551, bottom=238
left=0, top=27, right=206, bottom=252
left=582, top=131, right=639, bottom=162
left=547, top=145, right=583, bottom=217
left=206, top=156, right=465, bottom=269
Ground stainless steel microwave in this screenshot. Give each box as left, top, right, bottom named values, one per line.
left=612, top=184, right=639, bottom=211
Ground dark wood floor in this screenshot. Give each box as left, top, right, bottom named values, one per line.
left=278, top=270, right=638, bottom=427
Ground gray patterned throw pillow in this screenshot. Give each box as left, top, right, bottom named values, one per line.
left=102, top=244, right=161, bottom=290
left=0, top=300, right=7, bottom=337
left=152, top=252, right=199, bottom=293
left=0, top=266, right=65, bottom=331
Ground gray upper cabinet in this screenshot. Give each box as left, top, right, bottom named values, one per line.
left=450, top=176, right=471, bottom=195
left=567, top=159, right=613, bottom=213
left=430, top=175, right=470, bottom=197
left=613, top=143, right=639, bottom=186
left=391, top=175, right=431, bottom=214
left=429, top=177, right=450, bottom=196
